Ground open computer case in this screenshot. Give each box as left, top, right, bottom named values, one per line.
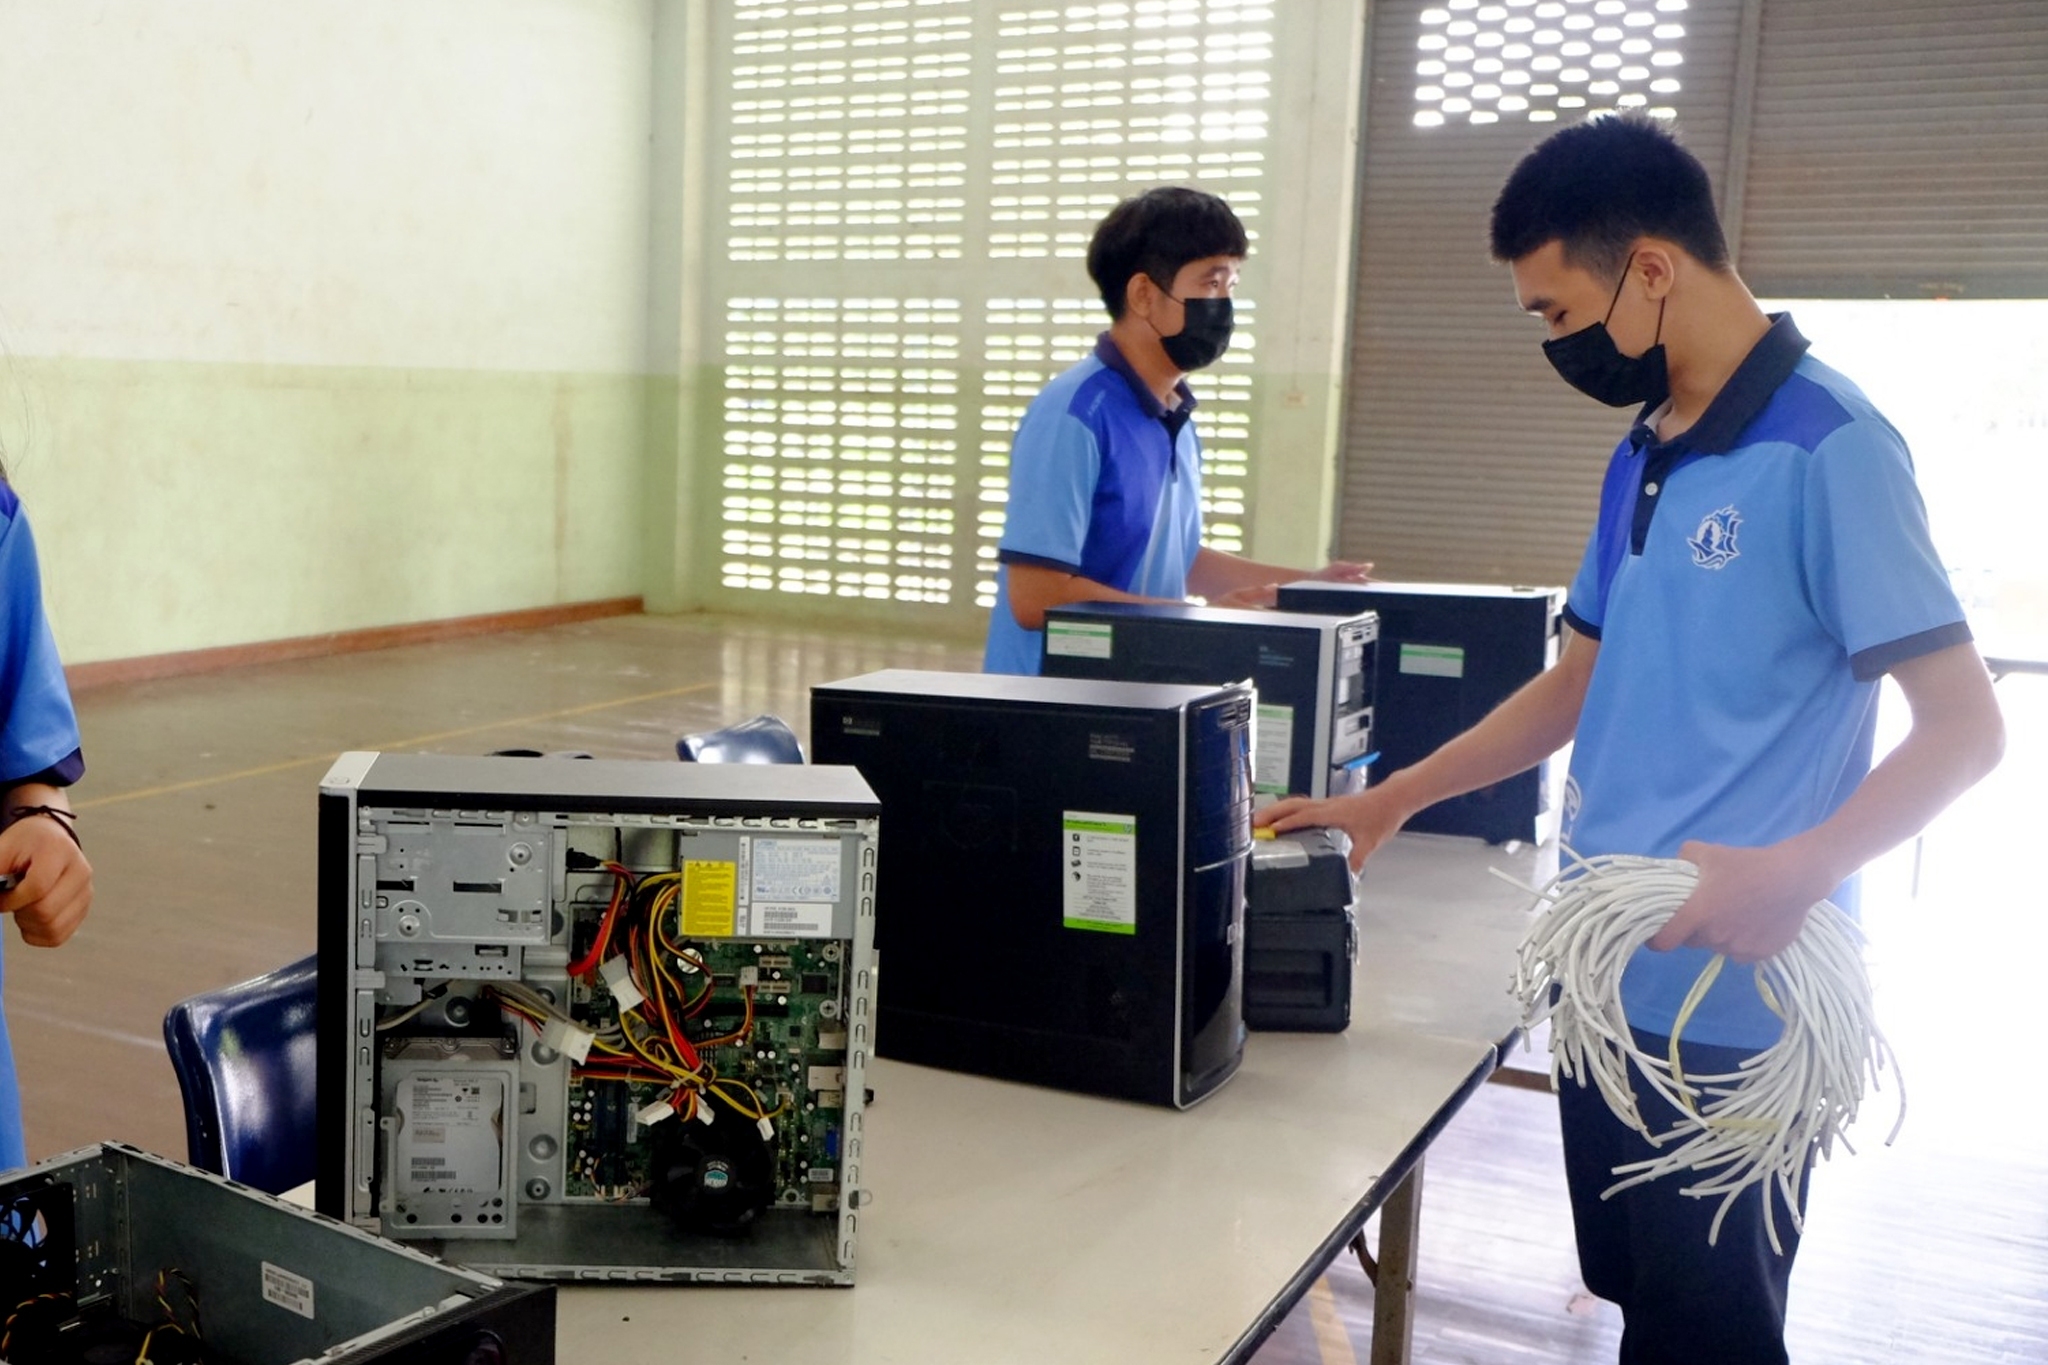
left=315, top=753, right=878, bottom=1285
left=1, top=1142, right=553, bottom=1363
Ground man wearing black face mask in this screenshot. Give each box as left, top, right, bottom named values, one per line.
left=983, top=186, right=1370, bottom=675
left=1259, top=116, right=2004, bottom=1363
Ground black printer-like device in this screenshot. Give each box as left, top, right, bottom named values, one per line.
left=1243, top=828, right=1358, bottom=1032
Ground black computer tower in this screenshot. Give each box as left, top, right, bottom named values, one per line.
left=809, top=670, right=1253, bottom=1109
left=1039, top=601, right=1379, bottom=804
left=1275, top=581, right=1566, bottom=844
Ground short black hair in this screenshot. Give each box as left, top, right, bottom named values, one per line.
left=1489, top=114, right=1729, bottom=283
left=1086, top=187, right=1248, bottom=319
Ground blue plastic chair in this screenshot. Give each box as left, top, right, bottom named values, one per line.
left=162, top=954, right=319, bottom=1195
left=675, top=714, right=805, bottom=764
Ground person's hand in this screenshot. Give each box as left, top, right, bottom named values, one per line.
left=1255, top=787, right=1408, bottom=873
left=1210, top=583, right=1279, bottom=609
left=1647, top=840, right=1833, bottom=964
left=1308, top=560, right=1373, bottom=584
left=0, top=815, right=94, bottom=948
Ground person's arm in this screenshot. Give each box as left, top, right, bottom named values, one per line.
left=0, top=780, right=92, bottom=947
left=1258, top=628, right=1599, bottom=869
left=1651, top=641, right=2003, bottom=963
left=1003, top=562, right=1181, bottom=631
left=1186, top=546, right=1373, bottom=608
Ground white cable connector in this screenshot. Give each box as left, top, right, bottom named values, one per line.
left=541, top=1015, right=597, bottom=1066
left=1507, top=851, right=1904, bottom=1251
left=599, top=954, right=646, bottom=1014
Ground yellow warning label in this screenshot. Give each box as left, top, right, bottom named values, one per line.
left=681, top=861, right=739, bottom=937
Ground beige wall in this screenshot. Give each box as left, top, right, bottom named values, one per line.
left=0, top=0, right=656, bottom=663
left=0, top=0, right=1374, bottom=661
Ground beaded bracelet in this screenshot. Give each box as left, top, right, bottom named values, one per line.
left=7, top=805, right=81, bottom=849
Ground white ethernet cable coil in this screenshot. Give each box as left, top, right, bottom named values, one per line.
left=1509, top=851, right=1904, bottom=1252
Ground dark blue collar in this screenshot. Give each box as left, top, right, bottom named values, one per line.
left=1096, top=332, right=1197, bottom=423
left=1630, top=312, right=1810, bottom=458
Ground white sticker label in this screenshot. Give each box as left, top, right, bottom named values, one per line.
left=395, top=1075, right=505, bottom=1195
left=1046, top=620, right=1114, bottom=659
left=1399, top=643, right=1466, bottom=678
left=753, top=838, right=841, bottom=903
left=1254, top=704, right=1294, bottom=798
left=1251, top=838, right=1312, bottom=871
left=262, top=1261, right=316, bottom=1319
left=1062, top=811, right=1138, bottom=934
left=751, top=901, right=834, bottom=938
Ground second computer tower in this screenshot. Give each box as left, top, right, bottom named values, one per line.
left=809, top=669, right=1253, bottom=1109
left=1275, top=581, right=1565, bottom=844
left=1039, top=601, right=1378, bottom=804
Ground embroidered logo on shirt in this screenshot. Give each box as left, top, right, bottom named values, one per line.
left=1687, top=505, right=1743, bottom=569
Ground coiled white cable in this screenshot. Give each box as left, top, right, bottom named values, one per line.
left=1508, top=850, right=1905, bottom=1252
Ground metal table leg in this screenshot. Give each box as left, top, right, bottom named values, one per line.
left=1354, top=1158, right=1424, bottom=1365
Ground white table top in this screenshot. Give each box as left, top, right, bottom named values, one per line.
left=557, top=833, right=1547, bottom=1362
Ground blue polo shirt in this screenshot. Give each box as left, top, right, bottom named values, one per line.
left=1560, top=314, right=1969, bottom=1050
left=1, top=483, right=86, bottom=1171
left=983, top=333, right=1204, bottom=675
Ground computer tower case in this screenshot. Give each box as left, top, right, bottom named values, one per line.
left=1276, top=581, right=1565, bottom=844
left=1039, top=601, right=1378, bottom=805
left=808, top=670, right=1253, bottom=1109
left=0, top=1142, right=554, bottom=1363
left=1243, top=829, right=1357, bottom=1032
left=316, top=753, right=879, bottom=1285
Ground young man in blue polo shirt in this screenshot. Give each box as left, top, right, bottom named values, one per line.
left=0, top=471, right=94, bottom=1170
left=1259, top=116, right=2004, bottom=1362
left=983, top=186, right=1369, bottom=675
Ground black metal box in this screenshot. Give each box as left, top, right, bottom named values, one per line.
left=1275, top=581, right=1565, bottom=844
left=1243, top=829, right=1357, bottom=1032
left=0, top=1143, right=553, bottom=1363
left=810, top=669, right=1253, bottom=1109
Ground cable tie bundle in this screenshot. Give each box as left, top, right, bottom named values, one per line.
left=1506, top=850, right=1904, bottom=1251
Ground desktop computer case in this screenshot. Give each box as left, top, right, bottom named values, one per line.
left=1276, top=581, right=1565, bottom=844
left=809, top=670, right=1253, bottom=1109
left=0, top=1142, right=554, bottom=1363
left=1039, top=601, right=1379, bottom=805
left=315, top=753, right=880, bottom=1285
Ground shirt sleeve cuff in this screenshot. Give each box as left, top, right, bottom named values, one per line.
left=998, top=548, right=1084, bottom=574
left=1561, top=604, right=1603, bottom=641
left=1848, top=621, right=1974, bottom=683
left=4, top=748, right=85, bottom=790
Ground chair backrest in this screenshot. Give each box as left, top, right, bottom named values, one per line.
left=161, top=954, right=319, bottom=1195
left=675, top=713, right=805, bottom=764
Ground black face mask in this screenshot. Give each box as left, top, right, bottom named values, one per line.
left=1154, top=294, right=1234, bottom=372
left=1542, top=260, right=1668, bottom=407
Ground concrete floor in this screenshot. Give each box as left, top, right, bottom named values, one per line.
left=12, top=611, right=982, bottom=1165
